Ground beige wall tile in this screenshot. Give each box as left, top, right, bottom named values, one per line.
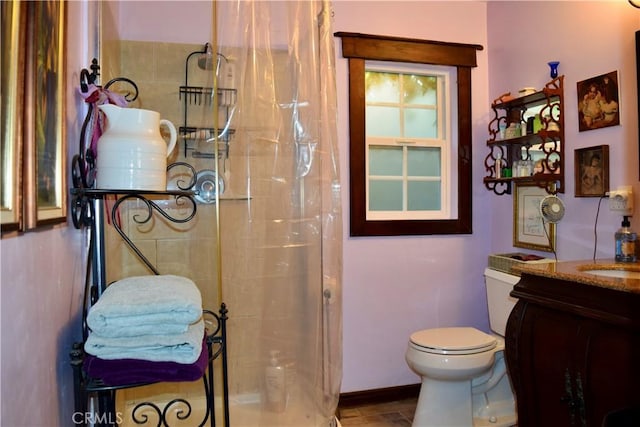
left=106, top=40, right=323, bottom=398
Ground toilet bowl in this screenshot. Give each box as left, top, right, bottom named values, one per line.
left=405, top=268, right=520, bottom=427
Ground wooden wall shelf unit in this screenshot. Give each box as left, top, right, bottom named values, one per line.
left=484, top=76, right=565, bottom=195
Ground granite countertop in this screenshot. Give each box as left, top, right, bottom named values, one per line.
left=512, top=259, right=640, bottom=294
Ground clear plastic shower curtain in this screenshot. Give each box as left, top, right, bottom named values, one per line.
left=213, top=1, right=342, bottom=425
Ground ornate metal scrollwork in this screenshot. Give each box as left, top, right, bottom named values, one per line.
left=70, top=61, right=229, bottom=427
left=168, top=162, right=198, bottom=191
left=110, top=191, right=197, bottom=275
left=76, top=59, right=140, bottom=192
left=71, top=303, right=230, bottom=427
left=132, top=399, right=194, bottom=426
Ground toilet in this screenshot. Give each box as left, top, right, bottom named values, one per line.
left=405, top=267, right=520, bottom=427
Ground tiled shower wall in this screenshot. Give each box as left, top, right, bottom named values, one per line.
left=100, top=40, right=323, bottom=398
left=102, top=40, right=221, bottom=310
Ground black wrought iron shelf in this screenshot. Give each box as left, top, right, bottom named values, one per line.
left=71, top=59, right=230, bottom=427
left=71, top=306, right=229, bottom=427
left=71, top=188, right=195, bottom=198
left=71, top=188, right=198, bottom=277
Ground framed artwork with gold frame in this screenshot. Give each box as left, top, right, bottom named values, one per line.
left=1, top=1, right=66, bottom=234
left=24, top=1, right=67, bottom=228
left=1, top=1, right=27, bottom=233
left=513, top=182, right=555, bottom=252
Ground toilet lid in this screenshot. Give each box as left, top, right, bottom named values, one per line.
left=410, top=327, right=497, bottom=355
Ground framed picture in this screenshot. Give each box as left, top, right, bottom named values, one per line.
left=577, top=71, right=619, bottom=132
left=636, top=31, right=640, bottom=180
left=1, top=1, right=26, bottom=233
left=513, top=182, right=556, bottom=252
left=24, top=1, right=67, bottom=228
left=575, top=145, right=609, bottom=197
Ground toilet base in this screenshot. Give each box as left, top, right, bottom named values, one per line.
left=473, top=414, right=516, bottom=427
left=413, top=378, right=473, bottom=427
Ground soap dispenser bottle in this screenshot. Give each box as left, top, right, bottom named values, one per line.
left=615, top=216, right=637, bottom=262
left=265, top=350, right=287, bottom=412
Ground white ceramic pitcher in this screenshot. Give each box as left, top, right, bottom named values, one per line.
left=96, top=105, right=177, bottom=191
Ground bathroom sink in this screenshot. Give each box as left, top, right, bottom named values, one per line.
left=581, top=269, right=640, bottom=279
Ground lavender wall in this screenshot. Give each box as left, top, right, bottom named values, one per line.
left=0, top=2, right=91, bottom=425
left=487, top=2, right=640, bottom=261
left=333, top=1, right=492, bottom=392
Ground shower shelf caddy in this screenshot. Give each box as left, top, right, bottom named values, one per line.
left=70, top=61, right=230, bottom=427
left=180, top=43, right=237, bottom=159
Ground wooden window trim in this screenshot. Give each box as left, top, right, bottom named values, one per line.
left=336, top=32, right=483, bottom=236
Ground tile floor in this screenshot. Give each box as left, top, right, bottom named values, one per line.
left=337, top=396, right=417, bottom=427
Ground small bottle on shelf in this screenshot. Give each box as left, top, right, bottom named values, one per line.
left=498, top=122, right=507, bottom=140
left=505, top=123, right=519, bottom=139
left=495, top=153, right=504, bottom=179
left=526, top=117, right=535, bottom=134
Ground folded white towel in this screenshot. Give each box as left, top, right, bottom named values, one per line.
left=87, top=275, right=202, bottom=338
left=84, top=319, right=205, bottom=364
left=88, top=321, right=191, bottom=338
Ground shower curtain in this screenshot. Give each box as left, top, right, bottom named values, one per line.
left=210, top=1, right=343, bottom=425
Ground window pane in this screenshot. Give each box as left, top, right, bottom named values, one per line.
left=404, top=108, right=437, bottom=138
left=365, top=71, right=399, bottom=103
left=403, top=74, right=437, bottom=105
left=369, top=180, right=403, bottom=211
left=408, top=181, right=441, bottom=211
left=366, top=106, right=401, bottom=137
left=408, top=147, right=440, bottom=176
left=360, top=60, right=458, bottom=225
left=369, top=146, right=403, bottom=176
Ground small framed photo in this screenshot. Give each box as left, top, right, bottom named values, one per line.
left=574, top=145, right=609, bottom=198
left=577, top=71, right=619, bottom=132
left=513, top=182, right=555, bottom=252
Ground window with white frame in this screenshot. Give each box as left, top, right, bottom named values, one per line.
left=336, top=32, right=482, bottom=236
left=365, top=62, right=458, bottom=221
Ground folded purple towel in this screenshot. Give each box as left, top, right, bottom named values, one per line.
left=83, top=335, right=208, bottom=386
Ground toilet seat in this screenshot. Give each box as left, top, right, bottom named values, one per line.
left=409, top=327, right=497, bottom=355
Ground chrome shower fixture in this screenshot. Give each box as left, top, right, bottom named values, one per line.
left=198, top=43, right=215, bottom=70
left=195, top=42, right=228, bottom=72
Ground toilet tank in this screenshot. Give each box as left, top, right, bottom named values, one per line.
left=484, top=268, right=520, bottom=336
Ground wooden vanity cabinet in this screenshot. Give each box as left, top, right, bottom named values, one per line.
left=505, top=272, right=640, bottom=427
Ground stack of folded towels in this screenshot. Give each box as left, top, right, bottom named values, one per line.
left=83, top=275, right=206, bottom=386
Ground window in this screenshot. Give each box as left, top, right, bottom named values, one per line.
left=335, top=32, right=482, bottom=236
left=365, top=62, right=457, bottom=221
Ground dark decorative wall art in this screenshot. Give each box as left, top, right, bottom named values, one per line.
left=577, top=71, right=620, bottom=132
left=574, top=145, right=609, bottom=198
